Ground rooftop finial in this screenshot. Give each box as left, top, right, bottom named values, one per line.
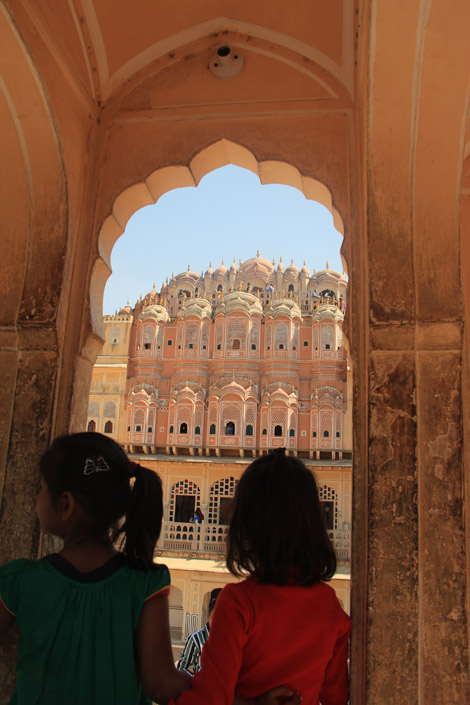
left=232, top=370, right=235, bottom=382
left=280, top=256, right=283, bottom=262
left=257, top=249, right=260, bottom=257
left=291, top=258, right=294, bottom=265
left=326, top=260, right=329, bottom=270
left=188, top=264, right=190, bottom=271
left=222, top=259, right=224, bottom=266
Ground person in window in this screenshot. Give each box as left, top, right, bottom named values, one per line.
left=191, top=508, right=204, bottom=524
left=177, top=588, right=222, bottom=675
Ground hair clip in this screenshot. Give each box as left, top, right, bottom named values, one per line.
left=84, top=456, right=111, bottom=476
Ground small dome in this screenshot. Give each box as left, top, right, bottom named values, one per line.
left=215, top=259, right=228, bottom=277
left=285, top=259, right=299, bottom=279
left=301, top=260, right=310, bottom=276
left=230, top=257, right=238, bottom=273
left=205, top=261, right=214, bottom=276
left=119, top=300, right=132, bottom=315
left=277, top=257, right=284, bottom=273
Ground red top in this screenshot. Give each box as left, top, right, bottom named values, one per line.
left=171, top=577, right=351, bottom=705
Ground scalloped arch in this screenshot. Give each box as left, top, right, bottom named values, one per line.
left=92, top=139, right=345, bottom=339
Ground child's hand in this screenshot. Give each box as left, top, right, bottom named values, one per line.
left=255, top=686, right=302, bottom=705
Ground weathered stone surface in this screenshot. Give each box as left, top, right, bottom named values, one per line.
left=417, top=352, right=469, bottom=703
left=367, top=352, right=418, bottom=704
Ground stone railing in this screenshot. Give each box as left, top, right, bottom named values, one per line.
left=158, top=521, right=228, bottom=554
left=158, top=521, right=350, bottom=563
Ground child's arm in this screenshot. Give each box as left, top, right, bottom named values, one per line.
left=136, top=593, right=191, bottom=704
left=318, top=625, right=351, bottom=705
left=0, top=601, right=14, bottom=639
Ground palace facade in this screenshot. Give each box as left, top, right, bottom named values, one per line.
left=88, top=254, right=351, bottom=646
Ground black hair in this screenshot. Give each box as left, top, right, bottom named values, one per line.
left=208, top=587, right=222, bottom=614
left=39, top=432, right=163, bottom=570
left=226, top=450, right=336, bottom=586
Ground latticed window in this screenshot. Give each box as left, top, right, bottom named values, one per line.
left=221, top=405, right=241, bottom=432
left=271, top=408, right=286, bottom=435
left=318, top=485, right=338, bottom=530
left=169, top=480, right=201, bottom=522
left=245, top=424, right=253, bottom=436
left=185, top=324, right=198, bottom=349
left=274, top=323, right=288, bottom=350
left=226, top=320, right=246, bottom=350
left=104, top=420, right=113, bottom=433
left=103, top=401, right=116, bottom=418
left=208, top=477, right=239, bottom=524
left=201, top=324, right=209, bottom=349
left=177, top=406, right=192, bottom=432
left=134, top=408, right=145, bottom=432
left=148, top=409, right=155, bottom=433
left=249, top=323, right=259, bottom=350
left=87, top=420, right=96, bottom=432
left=143, top=326, right=153, bottom=349
left=265, top=326, right=272, bottom=349
left=88, top=400, right=99, bottom=417
left=321, top=324, right=334, bottom=349
left=320, top=410, right=333, bottom=443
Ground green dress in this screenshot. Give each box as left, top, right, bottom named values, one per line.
left=0, top=554, right=170, bottom=705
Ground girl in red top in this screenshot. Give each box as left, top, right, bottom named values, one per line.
left=152, top=449, right=351, bottom=705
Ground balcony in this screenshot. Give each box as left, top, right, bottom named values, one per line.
left=158, top=521, right=228, bottom=556
left=157, top=521, right=350, bottom=564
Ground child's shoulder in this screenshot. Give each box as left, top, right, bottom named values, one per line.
left=0, top=557, right=37, bottom=578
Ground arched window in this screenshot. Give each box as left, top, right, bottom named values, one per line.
left=169, top=425, right=174, bottom=433
left=262, top=429, right=267, bottom=435
left=245, top=424, right=253, bottom=436
left=323, top=430, right=330, bottom=437
left=274, top=425, right=283, bottom=437
left=279, top=343, right=284, bottom=350
left=104, top=420, right=113, bottom=434
left=217, top=284, right=223, bottom=291
left=289, top=428, right=295, bottom=437
left=180, top=422, right=188, bottom=434
left=195, top=426, right=201, bottom=435
left=225, top=421, right=235, bottom=435
left=288, top=284, right=294, bottom=293
left=232, top=339, right=240, bottom=350
left=209, top=424, right=216, bottom=435
left=87, top=420, right=96, bottom=432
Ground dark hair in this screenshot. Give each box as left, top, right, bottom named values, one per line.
left=226, top=450, right=336, bottom=585
left=39, top=432, right=163, bottom=570
left=208, top=587, right=222, bottom=614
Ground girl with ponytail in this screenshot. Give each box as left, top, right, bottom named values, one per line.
left=0, top=432, right=189, bottom=705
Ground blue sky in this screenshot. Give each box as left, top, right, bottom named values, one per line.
left=103, top=165, right=344, bottom=315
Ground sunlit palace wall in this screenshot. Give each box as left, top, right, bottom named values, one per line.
left=88, top=254, right=350, bottom=458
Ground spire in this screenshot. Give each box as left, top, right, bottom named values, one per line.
left=326, top=260, right=329, bottom=270
left=291, top=258, right=294, bottom=265
left=257, top=249, right=260, bottom=257
left=188, top=264, right=190, bottom=271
